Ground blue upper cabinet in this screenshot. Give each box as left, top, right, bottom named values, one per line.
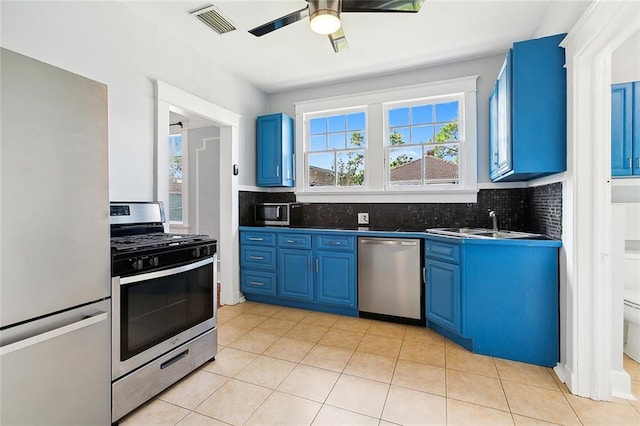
left=611, top=82, right=640, bottom=177
left=489, top=34, right=567, bottom=182
left=256, top=113, right=294, bottom=187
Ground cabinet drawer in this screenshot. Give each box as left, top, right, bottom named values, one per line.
left=278, top=233, right=312, bottom=249
left=241, top=270, right=276, bottom=295
left=315, top=235, right=355, bottom=251
left=241, top=231, right=276, bottom=246
left=241, top=246, right=276, bottom=270
left=425, top=239, right=461, bottom=264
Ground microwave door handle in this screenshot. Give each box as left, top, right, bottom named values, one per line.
left=276, top=205, right=281, bottom=219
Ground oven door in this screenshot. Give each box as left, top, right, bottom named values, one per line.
left=112, top=256, right=216, bottom=380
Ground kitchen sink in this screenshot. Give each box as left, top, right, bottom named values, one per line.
left=426, top=227, right=546, bottom=239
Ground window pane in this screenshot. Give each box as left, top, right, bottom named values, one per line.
left=389, top=127, right=410, bottom=145
left=388, top=107, right=409, bottom=127
left=347, top=131, right=366, bottom=148
left=310, top=135, right=326, bottom=151
left=425, top=144, right=459, bottom=183
left=310, top=117, right=327, bottom=134
left=435, top=101, right=458, bottom=122
left=308, top=152, right=335, bottom=187
left=412, top=104, right=433, bottom=125
left=389, top=146, right=422, bottom=185
left=336, top=150, right=365, bottom=186
left=328, top=133, right=346, bottom=150
left=168, top=135, right=182, bottom=157
left=328, top=115, right=346, bottom=132
left=347, top=112, right=365, bottom=131
left=168, top=193, right=182, bottom=222
left=434, top=122, right=459, bottom=142
left=411, top=125, right=433, bottom=144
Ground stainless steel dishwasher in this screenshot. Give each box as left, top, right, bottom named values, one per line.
left=358, top=237, right=423, bottom=324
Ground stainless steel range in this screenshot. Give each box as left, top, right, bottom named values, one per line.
left=110, top=201, right=218, bottom=423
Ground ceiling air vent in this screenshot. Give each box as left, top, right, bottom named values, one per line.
left=190, top=4, right=236, bottom=35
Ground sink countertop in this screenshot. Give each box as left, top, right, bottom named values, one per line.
left=239, top=226, right=562, bottom=247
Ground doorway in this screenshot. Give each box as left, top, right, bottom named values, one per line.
left=156, top=81, right=242, bottom=306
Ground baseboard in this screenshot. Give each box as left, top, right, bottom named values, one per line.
left=611, top=369, right=636, bottom=401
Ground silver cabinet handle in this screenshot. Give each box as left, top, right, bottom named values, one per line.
left=249, top=256, right=264, bottom=260
left=286, top=240, right=295, bottom=243
left=315, top=259, right=319, bottom=273
left=328, top=241, right=341, bottom=245
left=1, top=312, right=108, bottom=356
left=248, top=237, right=264, bottom=241
left=307, top=258, right=311, bottom=272
left=276, top=165, right=280, bottom=177
left=630, top=157, right=633, bottom=168
left=637, top=157, right=640, bottom=168
left=249, top=281, right=265, bottom=286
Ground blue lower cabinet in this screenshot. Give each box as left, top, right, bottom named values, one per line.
left=425, top=259, right=461, bottom=333
left=316, top=251, right=356, bottom=307
left=240, top=229, right=358, bottom=316
left=277, top=249, right=314, bottom=301
left=241, top=270, right=276, bottom=296
left=425, top=235, right=560, bottom=367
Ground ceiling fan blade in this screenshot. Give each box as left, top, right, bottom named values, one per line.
left=341, top=0, right=424, bottom=13
left=248, top=6, right=309, bottom=37
left=328, top=27, right=348, bottom=53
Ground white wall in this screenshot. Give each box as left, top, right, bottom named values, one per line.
left=187, top=126, right=221, bottom=241
left=612, top=30, right=640, bottom=84
left=0, top=1, right=267, bottom=199
left=267, top=54, right=505, bottom=184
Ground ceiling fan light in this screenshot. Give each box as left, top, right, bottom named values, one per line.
left=309, top=10, right=341, bottom=35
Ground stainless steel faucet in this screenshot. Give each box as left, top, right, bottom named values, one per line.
left=488, top=210, right=498, bottom=231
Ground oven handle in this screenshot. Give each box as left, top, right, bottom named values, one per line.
left=119, top=257, right=214, bottom=285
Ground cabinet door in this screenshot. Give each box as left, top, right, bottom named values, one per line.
left=316, top=251, right=356, bottom=307
left=278, top=248, right=313, bottom=300
left=493, top=51, right=512, bottom=180
left=489, top=82, right=500, bottom=177
left=257, top=114, right=284, bottom=186
left=634, top=82, right=640, bottom=176
left=611, top=83, right=633, bottom=176
left=426, top=259, right=461, bottom=334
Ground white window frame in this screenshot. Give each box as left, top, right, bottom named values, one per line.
left=294, top=76, right=478, bottom=203
left=168, top=130, right=188, bottom=228
left=383, top=93, right=465, bottom=191
left=304, top=106, right=369, bottom=191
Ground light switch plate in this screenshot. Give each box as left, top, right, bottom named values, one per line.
left=357, top=212, right=369, bottom=225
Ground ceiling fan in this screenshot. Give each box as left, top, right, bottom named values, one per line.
left=248, top=0, right=425, bottom=53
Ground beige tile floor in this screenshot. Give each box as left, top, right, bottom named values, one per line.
left=121, top=302, right=640, bottom=426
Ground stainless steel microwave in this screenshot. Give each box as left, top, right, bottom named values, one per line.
left=254, top=202, right=303, bottom=226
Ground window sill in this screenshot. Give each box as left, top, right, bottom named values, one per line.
left=295, top=189, right=478, bottom=203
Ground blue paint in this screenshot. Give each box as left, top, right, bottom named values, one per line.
left=256, top=113, right=294, bottom=187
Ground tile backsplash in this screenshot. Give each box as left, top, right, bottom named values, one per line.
left=240, top=182, right=562, bottom=238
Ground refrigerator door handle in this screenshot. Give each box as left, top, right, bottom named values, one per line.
left=0, top=311, right=108, bottom=356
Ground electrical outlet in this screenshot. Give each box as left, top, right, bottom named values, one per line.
left=357, top=212, right=369, bottom=225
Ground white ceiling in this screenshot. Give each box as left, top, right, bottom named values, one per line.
left=123, top=0, right=591, bottom=94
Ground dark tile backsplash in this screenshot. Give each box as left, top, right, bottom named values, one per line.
left=239, top=182, right=562, bottom=238
left=528, top=182, right=562, bottom=239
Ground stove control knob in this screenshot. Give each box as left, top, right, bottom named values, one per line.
left=203, top=246, right=211, bottom=256
left=150, top=256, right=159, bottom=267
left=192, top=247, right=201, bottom=258
left=132, top=259, right=144, bottom=270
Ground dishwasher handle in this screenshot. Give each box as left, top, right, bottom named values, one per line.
left=359, top=238, right=418, bottom=246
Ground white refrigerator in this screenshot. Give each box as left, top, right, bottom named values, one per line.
left=0, top=48, right=111, bottom=425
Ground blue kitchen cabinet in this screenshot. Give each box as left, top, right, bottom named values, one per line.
left=425, top=235, right=560, bottom=367
left=240, top=228, right=358, bottom=316
left=256, top=113, right=294, bottom=187
left=426, top=259, right=461, bottom=333
left=489, top=34, right=567, bottom=182
left=277, top=248, right=314, bottom=301
left=611, top=81, right=640, bottom=176
left=314, top=234, right=356, bottom=308
left=240, top=230, right=277, bottom=296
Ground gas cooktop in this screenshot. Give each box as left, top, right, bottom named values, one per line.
left=110, top=232, right=214, bottom=252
